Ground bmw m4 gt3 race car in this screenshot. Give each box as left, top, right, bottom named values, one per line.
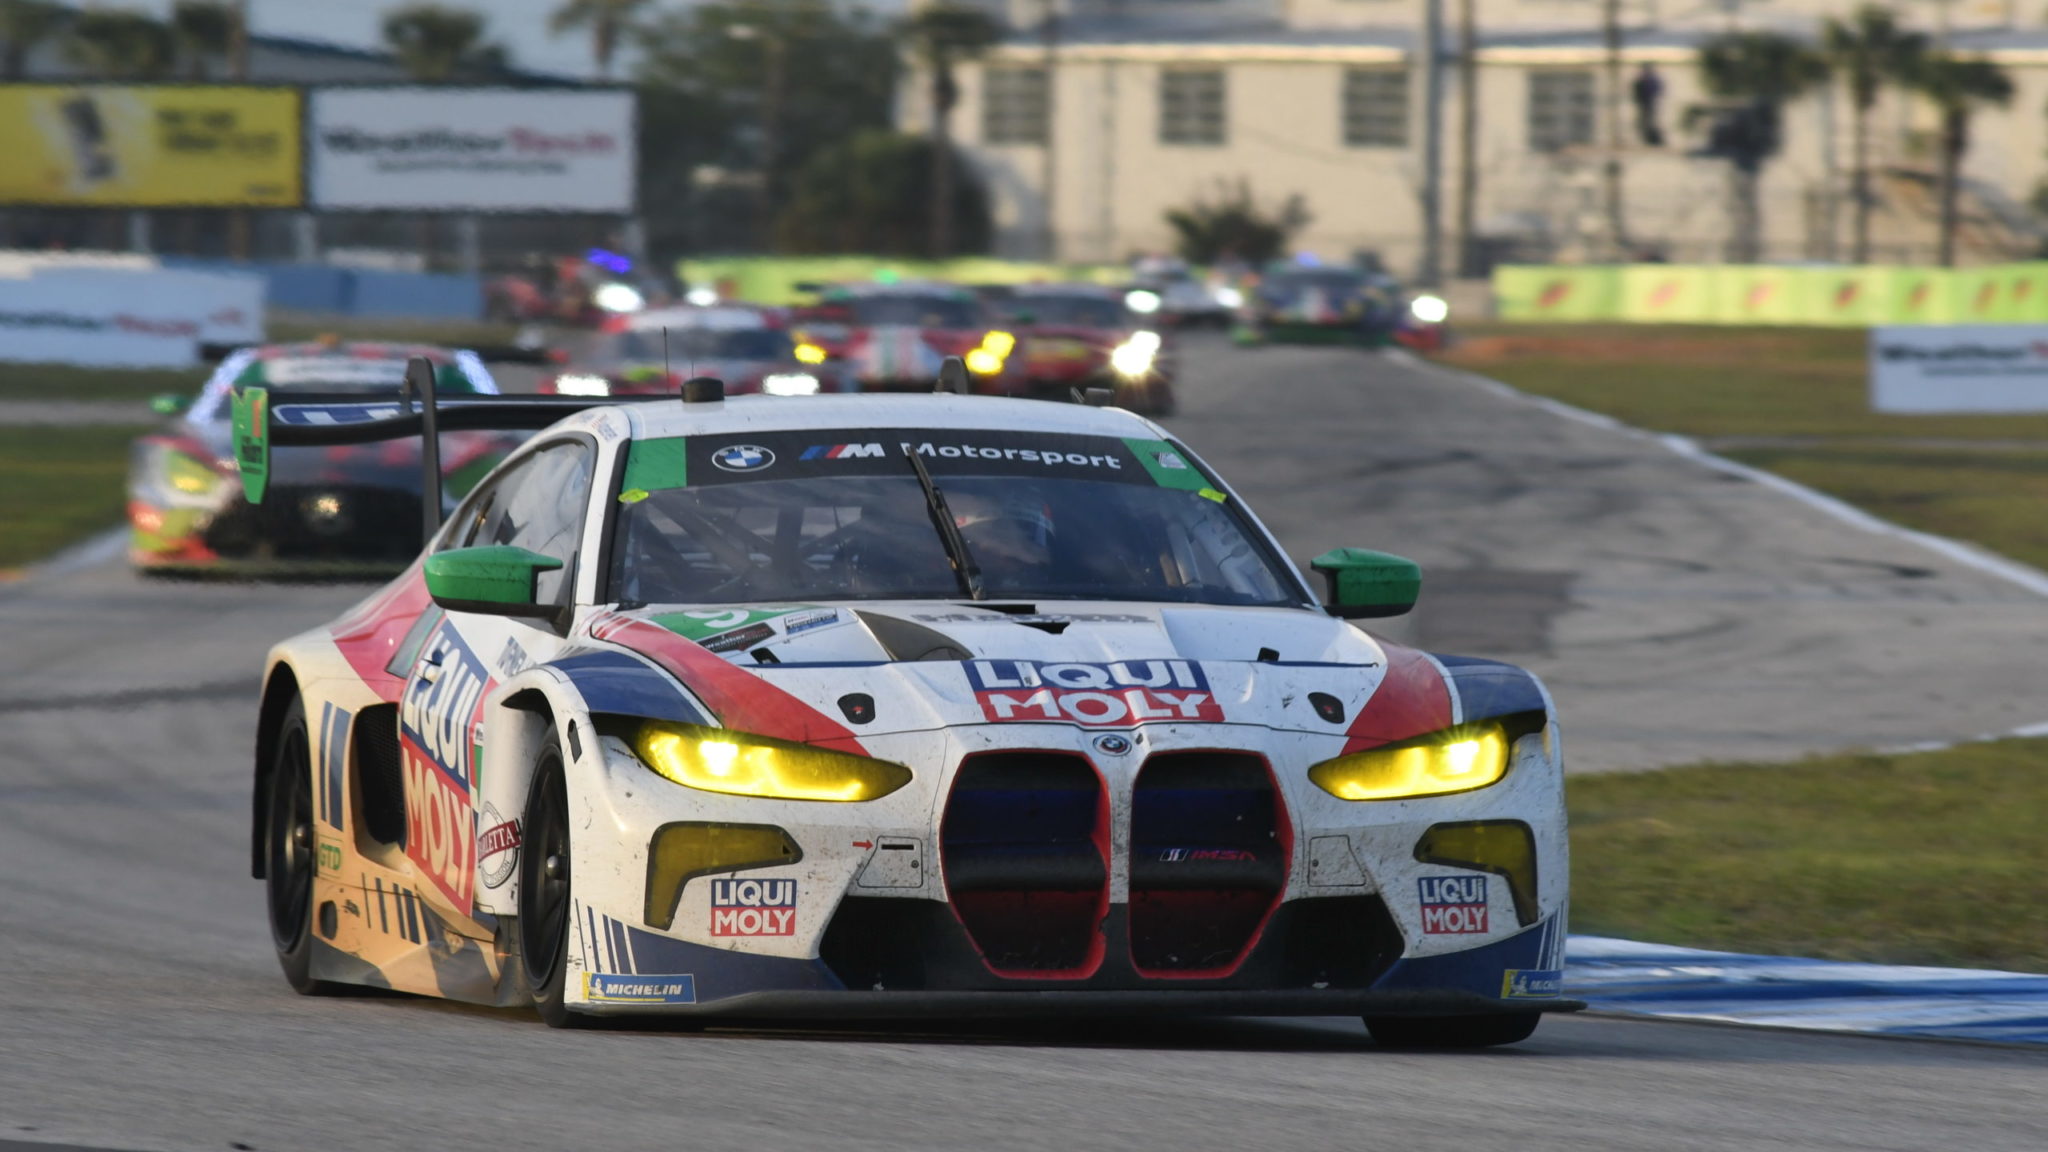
left=245, top=360, right=1574, bottom=1046
left=128, top=342, right=513, bottom=574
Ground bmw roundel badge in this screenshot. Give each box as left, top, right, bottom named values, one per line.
left=1094, top=733, right=1133, bottom=756
left=712, top=444, right=776, bottom=473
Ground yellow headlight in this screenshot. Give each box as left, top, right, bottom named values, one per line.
left=793, top=342, right=828, bottom=365
left=963, top=348, right=1004, bottom=375
left=981, top=330, right=1017, bottom=358
left=634, top=721, right=912, bottom=802
left=165, top=450, right=219, bottom=494
left=1308, top=723, right=1511, bottom=801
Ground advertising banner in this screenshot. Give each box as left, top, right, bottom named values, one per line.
left=1800, top=266, right=1882, bottom=326
left=1494, top=265, right=1620, bottom=322
left=1869, top=325, right=2048, bottom=413
left=0, top=85, right=300, bottom=207
left=1619, top=265, right=1714, bottom=323
left=1711, top=265, right=1805, bottom=325
left=308, top=88, right=635, bottom=213
left=0, top=266, right=265, bottom=368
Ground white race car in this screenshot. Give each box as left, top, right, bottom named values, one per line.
left=244, top=361, right=1574, bottom=1045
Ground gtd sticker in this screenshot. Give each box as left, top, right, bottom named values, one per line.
left=710, top=877, right=797, bottom=936
left=1418, top=875, right=1489, bottom=935
left=711, top=444, right=775, bottom=472
left=965, top=659, right=1223, bottom=727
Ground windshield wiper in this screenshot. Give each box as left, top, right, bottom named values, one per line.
left=903, top=444, right=984, bottom=600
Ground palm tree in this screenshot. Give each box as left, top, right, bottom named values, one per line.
left=67, top=7, right=176, bottom=79
left=1, top=0, right=71, bottom=80
left=1822, top=6, right=1925, bottom=263
left=1910, top=54, right=2013, bottom=267
left=1695, top=31, right=1827, bottom=263
left=899, top=1, right=1001, bottom=258
left=382, top=3, right=503, bottom=83
left=170, top=0, right=237, bottom=80
left=549, top=0, right=650, bottom=80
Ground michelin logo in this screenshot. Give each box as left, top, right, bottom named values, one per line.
left=586, top=973, right=697, bottom=1004
left=1501, top=968, right=1564, bottom=999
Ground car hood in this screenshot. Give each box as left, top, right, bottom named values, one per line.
left=591, top=600, right=1401, bottom=739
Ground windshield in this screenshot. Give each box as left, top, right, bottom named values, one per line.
left=1263, top=271, right=1367, bottom=303
left=610, top=328, right=792, bottom=363
left=608, top=429, right=1298, bottom=607
left=849, top=295, right=983, bottom=329
left=1014, top=297, right=1125, bottom=328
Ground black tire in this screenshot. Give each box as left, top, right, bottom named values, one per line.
left=264, top=697, right=343, bottom=995
left=520, top=733, right=596, bottom=1029
left=1364, top=1012, right=1542, bottom=1049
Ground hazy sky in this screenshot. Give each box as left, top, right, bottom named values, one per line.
left=119, top=0, right=607, bottom=79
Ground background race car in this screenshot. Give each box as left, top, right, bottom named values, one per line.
left=245, top=366, right=1573, bottom=1047
left=790, top=282, right=1023, bottom=393
left=994, top=284, right=1176, bottom=416
left=546, top=305, right=850, bottom=399
left=1236, top=265, right=1403, bottom=347
left=128, top=343, right=516, bottom=575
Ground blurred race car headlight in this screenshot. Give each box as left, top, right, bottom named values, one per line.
left=635, top=721, right=912, bottom=802
left=554, top=374, right=611, bottom=396
left=1110, top=330, right=1163, bottom=378
left=164, top=450, right=220, bottom=495
left=685, top=286, right=720, bottom=307
left=964, top=330, right=1016, bottom=376
left=1308, top=723, right=1510, bottom=800
left=1214, top=286, right=1245, bottom=309
left=1124, top=289, right=1162, bottom=314
left=1409, top=294, right=1450, bottom=324
left=763, top=372, right=820, bottom=396
left=593, top=282, right=645, bottom=313
left=793, top=342, right=829, bottom=365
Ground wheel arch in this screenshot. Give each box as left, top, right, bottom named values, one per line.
left=473, top=670, right=587, bottom=916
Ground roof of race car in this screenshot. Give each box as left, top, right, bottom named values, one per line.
left=613, top=392, right=1164, bottom=442
left=623, top=306, right=779, bottom=332
left=818, top=280, right=975, bottom=299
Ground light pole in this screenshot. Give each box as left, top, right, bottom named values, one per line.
left=1039, top=0, right=1060, bottom=260
left=728, top=22, right=786, bottom=252
left=1418, top=0, right=1445, bottom=287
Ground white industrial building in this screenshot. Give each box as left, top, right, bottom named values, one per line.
left=914, top=0, right=2048, bottom=271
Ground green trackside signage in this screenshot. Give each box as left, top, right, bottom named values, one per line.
left=231, top=386, right=270, bottom=503
left=1494, top=262, right=2048, bottom=326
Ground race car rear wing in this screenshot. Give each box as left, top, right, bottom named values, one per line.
left=231, top=356, right=671, bottom=545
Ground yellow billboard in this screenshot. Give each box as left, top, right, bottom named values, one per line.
left=0, top=85, right=301, bottom=207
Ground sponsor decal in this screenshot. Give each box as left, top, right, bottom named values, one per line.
left=966, top=659, right=1223, bottom=727
left=400, top=625, right=493, bottom=908
left=400, top=627, right=490, bottom=791
left=316, top=837, right=344, bottom=875
left=1418, top=875, right=1489, bottom=935
left=781, top=608, right=840, bottom=636
left=476, top=802, right=522, bottom=890
left=653, top=605, right=820, bottom=642
left=914, top=611, right=1149, bottom=624
left=711, top=444, right=776, bottom=472
left=368, top=876, right=427, bottom=944
left=700, top=622, right=775, bottom=654
left=801, top=442, right=888, bottom=460
left=709, top=877, right=797, bottom=937
left=1502, top=968, right=1564, bottom=999
left=496, top=636, right=529, bottom=677
left=1158, top=847, right=1257, bottom=863
left=585, top=972, right=697, bottom=1004
left=403, top=747, right=476, bottom=909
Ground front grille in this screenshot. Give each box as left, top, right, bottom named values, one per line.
left=1128, top=752, right=1287, bottom=975
left=938, top=752, right=1106, bottom=975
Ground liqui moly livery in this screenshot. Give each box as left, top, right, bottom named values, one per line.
left=245, top=367, right=1574, bottom=1046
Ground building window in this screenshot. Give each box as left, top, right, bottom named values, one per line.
left=1160, top=68, right=1226, bottom=146
left=1342, top=67, right=1408, bottom=148
left=983, top=65, right=1048, bottom=146
left=1528, top=71, right=1595, bottom=153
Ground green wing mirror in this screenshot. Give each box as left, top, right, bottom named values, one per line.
left=150, top=392, right=191, bottom=416
left=424, top=546, right=564, bottom=617
left=1311, top=548, right=1421, bottom=619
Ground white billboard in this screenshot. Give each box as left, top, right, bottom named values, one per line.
left=308, top=88, right=634, bottom=213
left=1870, top=325, right=2048, bottom=413
left=0, top=266, right=265, bottom=368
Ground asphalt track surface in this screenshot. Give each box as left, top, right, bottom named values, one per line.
left=4, top=340, right=2047, bottom=1151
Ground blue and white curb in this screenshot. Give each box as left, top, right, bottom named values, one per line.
left=1568, top=936, right=2048, bottom=1045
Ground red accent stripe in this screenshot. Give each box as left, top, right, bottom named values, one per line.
left=588, top=612, right=870, bottom=752
left=328, top=568, right=434, bottom=702
left=1341, top=642, right=1454, bottom=755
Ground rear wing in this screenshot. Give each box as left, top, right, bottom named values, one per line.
left=230, top=355, right=667, bottom=546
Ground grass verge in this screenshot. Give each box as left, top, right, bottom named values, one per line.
left=0, top=362, right=197, bottom=403
left=0, top=424, right=149, bottom=573
left=1569, top=738, right=2048, bottom=971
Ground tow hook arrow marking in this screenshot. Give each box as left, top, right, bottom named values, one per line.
left=852, top=840, right=874, bottom=850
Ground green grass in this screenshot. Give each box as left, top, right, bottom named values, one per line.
left=1725, top=445, right=2048, bottom=570
left=1569, top=738, right=2048, bottom=971
left=1440, top=323, right=2048, bottom=442
left=0, top=362, right=198, bottom=403
left=0, top=424, right=150, bottom=572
